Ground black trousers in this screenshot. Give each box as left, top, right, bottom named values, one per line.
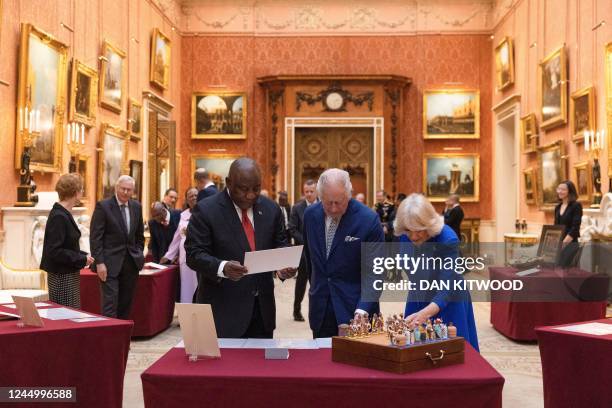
left=293, top=256, right=310, bottom=314
left=241, top=297, right=273, bottom=339
left=312, top=297, right=338, bottom=338
left=100, top=256, right=139, bottom=320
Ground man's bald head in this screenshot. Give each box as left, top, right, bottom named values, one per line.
left=150, top=201, right=169, bottom=225
left=226, top=157, right=262, bottom=210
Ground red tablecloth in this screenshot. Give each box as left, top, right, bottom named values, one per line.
left=141, top=344, right=504, bottom=408
left=80, top=265, right=178, bottom=337
left=0, top=302, right=132, bottom=408
left=489, top=267, right=607, bottom=340
left=536, top=318, right=612, bottom=408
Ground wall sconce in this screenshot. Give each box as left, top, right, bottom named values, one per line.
left=66, top=122, right=86, bottom=173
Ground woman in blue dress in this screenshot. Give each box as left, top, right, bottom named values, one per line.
left=393, top=193, right=479, bottom=351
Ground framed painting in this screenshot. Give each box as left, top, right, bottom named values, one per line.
left=15, top=23, right=68, bottom=173
left=520, top=113, right=539, bottom=154
left=77, top=155, right=89, bottom=201
left=422, top=153, right=479, bottom=202
left=191, top=155, right=239, bottom=191
left=127, top=98, right=142, bottom=141
left=537, top=140, right=567, bottom=211
left=523, top=167, right=538, bottom=205
left=150, top=28, right=171, bottom=90
left=606, top=42, right=612, bottom=177
left=570, top=86, right=595, bottom=142
left=495, top=37, right=515, bottom=91
left=423, top=89, right=480, bottom=139
left=192, top=92, right=247, bottom=139
left=97, top=124, right=129, bottom=200
left=539, top=45, right=568, bottom=130
left=129, top=160, right=143, bottom=202
left=537, top=225, right=565, bottom=266
left=573, top=161, right=592, bottom=203
left=99, top=40, right=125, bottom=113
left=69, top=59, right=98, bottom=128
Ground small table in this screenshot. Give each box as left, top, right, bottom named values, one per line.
left=80, top=265, right=178, bottom=337
left=536, top=318, right=612, bottom=408
left=141, top=344, right=504, bottom=408
left=0, top=302, right=132, bottom=408
left=503, top=233, right=539, bottom=266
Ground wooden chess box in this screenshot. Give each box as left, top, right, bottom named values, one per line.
left=332, top=333, right=465, bottom=374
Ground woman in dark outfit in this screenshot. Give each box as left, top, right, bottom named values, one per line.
left=554, top=180, right=582, bottom=267
left=40, top=174, right=94, bottom=307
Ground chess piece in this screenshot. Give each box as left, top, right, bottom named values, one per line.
left=392, top=334, right=407, bottom=346
left=448, top=322, right=457, bottom=338
left=338, top=323, right=349, bottom=337
left=441, top=323, right=448, bottom=339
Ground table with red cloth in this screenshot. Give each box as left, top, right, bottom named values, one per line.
left=489, top=266, right=608, bottom=341
left=0, top=302, right=132, bottom=408
left=536, top=318, right=612, bottom=408
left=141, top=344, right=504, bottom=408
left=80, top=265, right=178, bottom=337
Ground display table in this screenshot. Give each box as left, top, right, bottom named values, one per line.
left=80, top=265, right=178, bottom=337
left=536, top=318, right=612, bottom=408
left=141, top=344, right=504, bottom=408
left=0, top=302, right=132, bottom=408
left=489, top=266, right=607, bottom=340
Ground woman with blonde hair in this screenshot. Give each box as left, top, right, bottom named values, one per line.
left=394, top=193, right=479, bottom=351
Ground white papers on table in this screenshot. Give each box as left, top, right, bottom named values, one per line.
left=70, top=317, right=108, bottom=323
left=554, top=322, right=612, bottom=336
left=516, top=268, right=540, bottom=277
left=315, top=338, right=332, bottom=348
left=243, top=245, right=303, bottom=275
left=139, top=269, right=159, bottom=275
left=218, top=338, right=247, bottom=349
left=3, top=302, right=51, bottom=309
left=144, top=262, right=167, bottom=270
left=38, top=307, right=93, bottom=320
left=243, top=338, right=319, bottom=349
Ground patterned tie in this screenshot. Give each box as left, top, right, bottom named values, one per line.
left=241, top=208, right=256, bottom=251
left=326, top=218, right=338, bottom=258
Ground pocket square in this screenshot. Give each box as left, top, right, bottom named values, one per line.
left=344, top=236, right=360, bottom=242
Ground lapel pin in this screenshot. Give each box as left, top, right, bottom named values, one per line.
left=258, top=210, right=262, bottom=215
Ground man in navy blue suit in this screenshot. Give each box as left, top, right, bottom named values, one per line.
left=195, top=168, right=219, bottom=202
left=303, top=168, right=384, bottom=338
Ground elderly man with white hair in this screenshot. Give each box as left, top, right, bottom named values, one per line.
left=90, top=175, right=145, bottom=319
left=303, top=168, right=384, bottom=338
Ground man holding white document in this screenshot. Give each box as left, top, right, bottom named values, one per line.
left=185, top=158, right=297, bottom=338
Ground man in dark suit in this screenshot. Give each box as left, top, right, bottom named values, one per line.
left=185, top=157, right=296, bottom=338
left=148, top=201, right=181, bottom=263
left=277, top=190, right=291, bottom=241
left=90, top=175, right=145, bottom=319
left=443, top=194, right=464, bottom=240
left=162, top=188, right=178, bottom=210
left=288, top=179, right=317, bottom=322
left=304, top=169, right=384, bottom=338
left=195, top=168, right=219, bottom=202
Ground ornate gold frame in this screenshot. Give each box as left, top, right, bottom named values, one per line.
left=573, top=161, right=592, bottom=204
left=495, top=37, right=515, bottom=91
left=69, top=59, right=98, bottom=127
left=570, top=86, right=595, bottom=143
left=77, top=154, right=89, bottom=202
left=15, top=23, right=68, bottom=173
left=520, top=113, right=539, bottom=154
left=127, top=98, right=142, bottom=141
left=150, top=28, right=171, bottom=90
left=605, top=42, right=612, bottom=177
left=539, top=45, right=568, bottom=130
left=192, top=92, right=247, bottom=139
left=523, top=167, right=538, bottom=205
left=99, top=40, right=126, bottom=113
left=422, top=89, right=480, bottom=139
left=537, top=140, right=567, bottom=211
left=422, top=153, right=480, bottom=202
left=97, top=123, right=129, bottom=200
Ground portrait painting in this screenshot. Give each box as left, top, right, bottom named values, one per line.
left=539, top=46, right=568, bottom=130
left=423, top=90, right=480, bottom=139
left=191, top=155, right=238, bottom=190
left=77, top=156, right=89, bottom=200
left=129, top=160, right=143, bottom=202
left=98, top=124, right=128, bottom=200
left=128, top=99, right=142, bottom=141
left=523, top=168, right=537, bottom=205
left=570, top=86, right=595, bottom=142
left=520, top=113, right=539, bottom=154
left=150, top=28, right=171, bottom=89
left=495, top=37, right=514, bottom=91
left=423, top=154, right=479, bottom=202
left=99, top=40, right=125, bottom=113
left=69, top=59, right=98, bottom=127
left=192, top=92, right=247, bottom=139
left=573, top=161, right=591, bottom=203
left=537, top=141, right=567, bottom=210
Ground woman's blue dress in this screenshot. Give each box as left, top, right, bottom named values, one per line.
left=400, top=225, right=479, bottom=351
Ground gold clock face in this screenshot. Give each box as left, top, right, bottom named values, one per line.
left=325, top=92, right=344, bottom=110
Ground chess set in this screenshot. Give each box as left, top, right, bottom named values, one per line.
left=332, top=313, right=465, bottom=374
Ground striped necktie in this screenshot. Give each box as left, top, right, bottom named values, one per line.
left=326, top=218, right=338, bottom=258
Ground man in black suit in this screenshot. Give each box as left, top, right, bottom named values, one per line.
left=148, top=201, right=181, bottom=263
left=443, top=194, right=464, bottom=240
left=195, top=168, right=218, bottom=202
left=90, top=175, right=145, bottom=319
left=185, top=158, right=296, bottom=338
left=162, top=188, right=178, bottom=210
left=277, top=190, right=291, bottom=241
left=288, top=179, right=317, bottom=322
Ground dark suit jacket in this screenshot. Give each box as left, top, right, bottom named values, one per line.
left=197, top=184, right=219, bottom=202
left=303, top=199, right=384, bottom=332
left=90, top=197, right=145, bottom=277
left=40, top=203, right=88, bottom=274
left=148, top=209, right=181, bottom=262
left=288, top=200, right=308, bottom=245
left=443, top=206, right=464, bottom=240
left=185, top=190, right=288, bottom=338
left=554, top=200, right=583, bottom=242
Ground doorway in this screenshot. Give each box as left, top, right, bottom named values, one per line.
left=494, top=105, right=519, bottom=241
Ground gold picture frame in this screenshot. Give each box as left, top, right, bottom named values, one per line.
left=605, top=42, right=612, bottom=177
left=537, top=140, right=567, bottom=211
left=190, top=154, right=240, bottom=191
left=77, top=154, right=89, bottom=202
left=573, top=161, right=592, bottom=203
left=422, top=153, right=480, bottom=202
left=570, top=86, right=595, bottom=143
left=539, top=45, right=568, bottom=130
left=99, top=40, right=126, bottom=113
left=69, top=59, right=98, bottom=127
left=520, top=113, right=539, bottom=154
left=192, top=92, right=247, bottom=139
left=97, top=123, right=129, bottom=200
left=127, top=98, right=142, bottom=141
left=523, top=167, right=538, bottom=205
left=15, top=23, right=68, bottom=173
left=423, top=89, right=480, bottom=139
left=150, top=28, right=171, bottom=90
left=495, top=37, right=515, bottom=91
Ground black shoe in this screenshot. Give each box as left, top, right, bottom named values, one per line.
left=293, top=312, right=305, bottom=322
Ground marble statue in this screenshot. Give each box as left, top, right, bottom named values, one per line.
left=31, top=216, right=47, bottom=267
left=77, top=215, right=91, bottom=255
